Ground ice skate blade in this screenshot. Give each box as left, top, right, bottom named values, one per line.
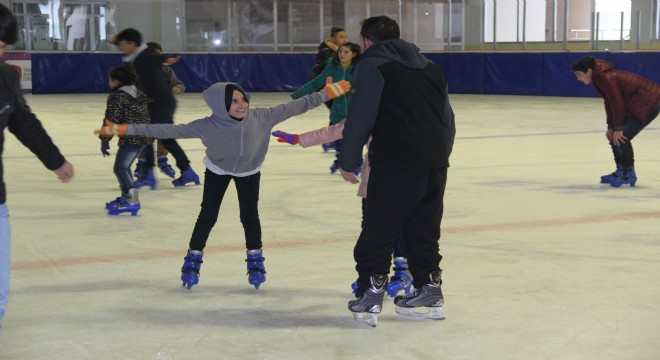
left=352, top=312, right=378, bottom=328
left=395, top=305, right=445, bottom=320
left=107, top=209, right=138, bottom=216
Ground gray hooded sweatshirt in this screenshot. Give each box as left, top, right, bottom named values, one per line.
left=126, top=82, right=329, bottom=175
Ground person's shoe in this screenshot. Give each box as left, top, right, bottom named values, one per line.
left=106, top=188, right=140, bottom=216
left=600, top=168, right=623, bottom=184
left=386, top=257, right=413, bottom=298
left=172, top=167, right=200, bottom=187
left=134, top=169, right=157, bottom=190
left=181, top=249, right=204, bottom=289
left=610, top=168, right=637, bottom=188
left=394, top=270, right=445, bottom=320
left=246, top=249, right=266, bottom=289
left=157, top=156, right=176, bottom=178
left=348, top=274, right=388, bottom=327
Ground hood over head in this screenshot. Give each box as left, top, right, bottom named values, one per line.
left=203, top=82, right=251, bottom=119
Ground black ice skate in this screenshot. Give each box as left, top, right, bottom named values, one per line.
left=394, top=270, right=445, bottom=320
left=347, top=274, right=388, bottom=328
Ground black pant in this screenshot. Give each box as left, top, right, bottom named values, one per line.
left=145, top=102, right=191, bottom=171
left=355, top=165, right=447, bottom=289
left=188, top=169, right=262, bottom=251
left=609, top=104, right=660, bottom=169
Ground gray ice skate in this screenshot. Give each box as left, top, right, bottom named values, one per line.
left=394, top=270, right=445, bottom=320
left=347, top=274, right=388, bottom=328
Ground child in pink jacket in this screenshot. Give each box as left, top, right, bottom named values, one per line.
left=272, top=123, right=410, bottom=298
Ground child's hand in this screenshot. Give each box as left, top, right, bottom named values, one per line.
left=340, top=168, right=359, bottom=184
left=323, top=80, right=350, bottom=99
left=101, top=140, right=111, bottom=157
left=95, top=120, right=127, bottom=137
left=272, top=130, right=299, bottom=145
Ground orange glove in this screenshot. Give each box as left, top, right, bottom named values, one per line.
left=94, top=120, right=127, bottom=137
left=322, top=77, right=350, bottom=100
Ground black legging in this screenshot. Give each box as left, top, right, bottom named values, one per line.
left=189, top=169, right=262, bottom=251
left=144, top=102, right=191, bottom=171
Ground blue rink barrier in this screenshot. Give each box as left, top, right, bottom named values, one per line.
left=30, top=51, right=659, bottom=97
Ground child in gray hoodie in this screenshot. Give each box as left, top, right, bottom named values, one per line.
left=96, top=80, right=350, bottom=290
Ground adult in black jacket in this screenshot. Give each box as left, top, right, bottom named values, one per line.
left=340, top=16, right=455, bottom=326
left=0, top=3, right=74, bottom=330
left=112, top=28, right=199, bottom=187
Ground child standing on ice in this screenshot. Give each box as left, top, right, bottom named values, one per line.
left=99, top=64, right=151, bottom=216
left=97, top=80, right=350, bottom=289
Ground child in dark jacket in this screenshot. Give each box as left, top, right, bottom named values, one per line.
left=100, top=65, right=151, bottom=216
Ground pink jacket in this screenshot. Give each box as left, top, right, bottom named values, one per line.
left=298, top=120, right=369, bottom=198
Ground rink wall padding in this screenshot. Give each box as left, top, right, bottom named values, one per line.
left=30, top=51, right=660, bottom=97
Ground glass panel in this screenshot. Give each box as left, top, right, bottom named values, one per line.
left=235, top=0, right=275, bottom=50
left=184, top=0, right=230, bottom=51
left=594, top=0, right=631, bottom=41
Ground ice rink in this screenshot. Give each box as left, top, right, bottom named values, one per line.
left=0, top=91, right=659, bottom=359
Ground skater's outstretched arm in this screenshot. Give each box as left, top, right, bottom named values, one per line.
left=272, top=120, right=345, bottom=148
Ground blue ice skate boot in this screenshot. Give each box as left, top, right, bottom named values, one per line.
left=246, top=249, right=266, bottom=289
left=322, top=142, right=335, bottom=152
left=386, top=257, right=413, bottom=298
left=610, top=168, right=637, bottom=188
left=134, top=169, right=157, bottom=190
left=330, top=160, right=341, bottom=174
left=600, top=167, right=623, bottom=184
left=181, top=249, right=204, bottom=289
left=106, top=188, right=140, bottom=216
left=172, top=167, right=200, bottom=187
left=133, top=159, right=145, bottom=178
left=157, top=156, right=176, bottom=178
left=351, top=279, right=359, bottom=295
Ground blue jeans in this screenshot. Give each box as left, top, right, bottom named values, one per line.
left=114, top=144, right=145, bottom=194
left=0, top=203, right=10, bottom=328
left=611, top=104, right=660, bottom=169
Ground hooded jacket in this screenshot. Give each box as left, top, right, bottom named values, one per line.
left=591, top=59, right=660, bottom=129
left=339, top=39, right=455, bottom=172
left=125, top=82, right=329, bottom=175
left=291, top=56, right=354, bottom=125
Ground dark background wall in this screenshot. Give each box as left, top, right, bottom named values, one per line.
left=30, top=52, right=660, bottom=97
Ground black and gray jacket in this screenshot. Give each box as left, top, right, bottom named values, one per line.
left=339, top=39, right=455, bottom=172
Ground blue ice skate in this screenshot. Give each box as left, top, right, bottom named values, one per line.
left=386, top=257, right=413, bottom=298
left=610, top=168, right=637, bottom=187
left=600, top=168, right=623, bottom=184
left=134, top=169, right=157, bottom=190
left=322, top=142, right=335, bottom=152
left=330, top=160, right=341, bottom=174
left=353, top=158, right=364, bottom=177
left=133, top=159, right=146, bottom=178
left=172, top=167, right=200, bottom=187
left=246, top=249, right=266, bottom=289
left=106, top=189, right=140, bottom=216
left=157, top=156, right=176, bottom=178
left=181, top=249, right=204, bottom=289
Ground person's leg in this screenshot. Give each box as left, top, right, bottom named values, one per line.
left=234, top=173, right=262, bottom=250
left=113, top=145, right=144, bottom=195
left=156, top=140, right=169, bottom=157
left=0, top=204, right=10, bottom=328
left=188, top=170, right=232, bottom=251
left=400, top=167, right=447, bottom=287
left=354, top=166, right=425, bottom=291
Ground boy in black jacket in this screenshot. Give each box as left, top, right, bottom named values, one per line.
left=112, top=28, right=199, bottom=188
